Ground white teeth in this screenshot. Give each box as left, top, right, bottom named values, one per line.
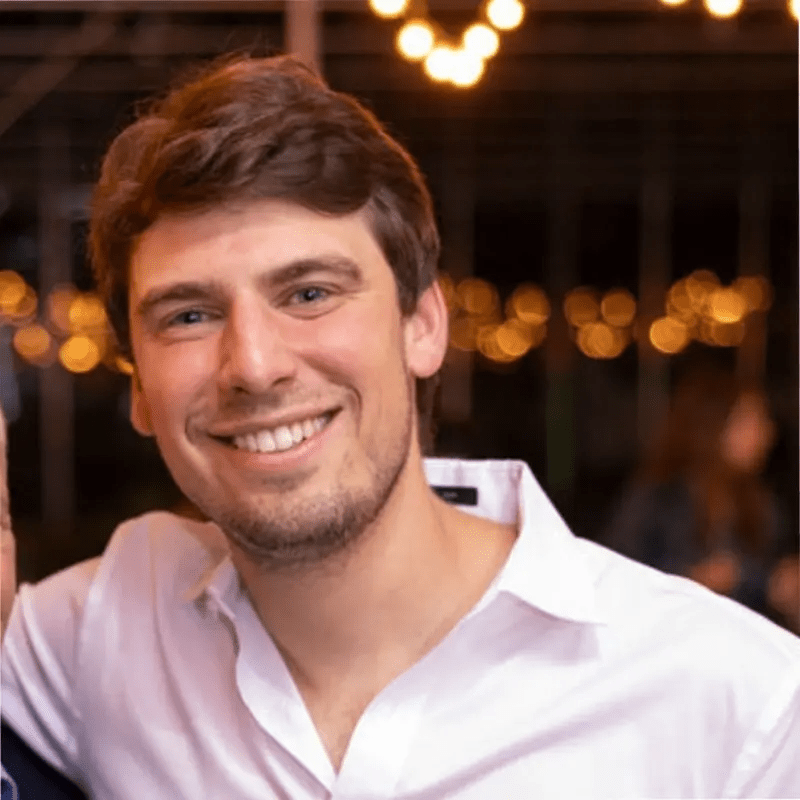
left=231, top=413, right=329, bottom=453
left=290, top=422, right=304, bottom=444
left=273, top=426, right=294, bottom=451
left=256, top=430, right=277, bottom=453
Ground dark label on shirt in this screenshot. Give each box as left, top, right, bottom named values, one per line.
left=432, top=486, right=478, bottom=506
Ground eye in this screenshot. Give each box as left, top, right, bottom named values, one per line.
left=289, top=286, right=330, bottom=305
left=166, top=308, right=212, bottom=327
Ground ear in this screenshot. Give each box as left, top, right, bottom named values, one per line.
left=403, top=280, right=449, bottom=379
left=130, top=370, right=154, bottom=437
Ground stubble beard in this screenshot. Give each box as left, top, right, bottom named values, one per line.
left=194, top=400, right=414, bottom=571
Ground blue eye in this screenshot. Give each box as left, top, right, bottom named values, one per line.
left=169, top=309, right=208, bottom=326
left=292, top=287, right=329, bottom=304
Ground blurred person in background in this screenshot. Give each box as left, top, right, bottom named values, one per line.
left=606, top=361, right=799, bottom=630
left=1, top=54, right=799, bottom=799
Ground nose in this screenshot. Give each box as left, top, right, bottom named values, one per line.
left=217, top=298, right=299, bottom=395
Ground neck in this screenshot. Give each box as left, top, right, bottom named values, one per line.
left=231, top=455, right=515, bottom=696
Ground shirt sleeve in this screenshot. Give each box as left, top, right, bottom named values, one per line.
left=723, top=660, right=800, bottom=798
left=1, top=557, right=100, bottom=783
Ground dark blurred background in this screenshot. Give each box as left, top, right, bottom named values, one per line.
left=0, top=0, right=796, bottom=590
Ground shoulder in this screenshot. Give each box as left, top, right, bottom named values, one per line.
left=16, top=511, right=227, bottom=619
left=578, top=536, right=800, bottom=701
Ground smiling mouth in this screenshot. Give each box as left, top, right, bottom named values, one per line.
left=220, top=411, right=335, bottom=454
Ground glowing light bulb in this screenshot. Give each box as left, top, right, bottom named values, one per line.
left=791, top=0, right=800, bottom=21
left=449, top=48, right=485, bottom=87
left=704, top=0, right=742, bottom=18
left=369, top=0, right=409, bottom=19
left=397, top=20, right=435, bottom=61
left=463, top=23, right=499, bottom=59
left=486, top=0, right=525, bottom=31
left=424, top=45, right=456, bottom=82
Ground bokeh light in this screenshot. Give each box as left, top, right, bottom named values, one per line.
left=486, top=0, right=525, bottom=31
left=47, top=284, right=81, bottom=334
left=733, top=274, right=772, bottom=312
left=0, top=271, right=26, bottom=315
left=424, top=45, right=456, bottom=82
left=456, top=277, right=500, bottom=317
left=704, top=0, right=742, bottom=17
left=684, top=269, right=720, bottom=313
left=397, top=20, right=435, bottom=61
left=791, top=0, right=799, bottom=21
left=506, top=283, right=550, bottom=325
left=563, top=287, right=600, bottom=327
left=476, top=323, right=517, bottom=363
left=649, top=316, right=690, bottom=354
left=368, top=0, right=409, bottom=19
left=463, top=22, right=499, bottom=59
left=13, top=323, right=54, bottom=364
left=666, top=279, right=697, bottom=324
left=68, top=293, right=107, bottom=333
left=659, top=0, right=689, bottom=5
left=59, top=335, right=102, bottom=373
left=577, top=322, right=628, bottom=359
left=708, top=287, right=747, bottom=324
left=600, top=288, right=637, bottom=328
left=449, top=48, right=486, bottom=87
left=495, top=318, right=535, bottom=358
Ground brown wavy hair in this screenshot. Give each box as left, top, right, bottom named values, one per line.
left=89, top=54, right=441, bottom=447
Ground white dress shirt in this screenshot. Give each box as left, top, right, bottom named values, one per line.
left=2, top=459, right=799, bottom=799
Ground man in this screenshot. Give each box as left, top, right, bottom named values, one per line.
left=2, top=55, right=799, bottom=799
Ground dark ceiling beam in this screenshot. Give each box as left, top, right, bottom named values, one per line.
left=0, top=13, right=794, bottom=59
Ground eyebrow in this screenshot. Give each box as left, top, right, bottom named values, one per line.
left=134, top=255, right=365, bottom=320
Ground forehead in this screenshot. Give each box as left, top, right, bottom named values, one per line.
left=128, top=199, right=392, bottom=296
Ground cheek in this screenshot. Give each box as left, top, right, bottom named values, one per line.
left=137, top=346, right=215, bottom=425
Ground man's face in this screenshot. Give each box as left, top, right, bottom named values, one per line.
left=128, top=200, right=446, bottom=568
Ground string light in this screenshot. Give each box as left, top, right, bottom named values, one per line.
left=486, top=0, right=526, bottom=31
left=449, top=49, right=485, bottom=88
left=704, top=0, right=742, bottom=17
left=369, top=0, right=409, bottom=19
left=397, top=19, right=435, bottom=61
left=462, top=23, right=500, bottom=59
left=424, top=45, right=456, bottom=82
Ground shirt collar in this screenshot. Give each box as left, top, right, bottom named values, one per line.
left=186, top=458, right=606, bottom=626
left=424, top=458, right=607, bottom=626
